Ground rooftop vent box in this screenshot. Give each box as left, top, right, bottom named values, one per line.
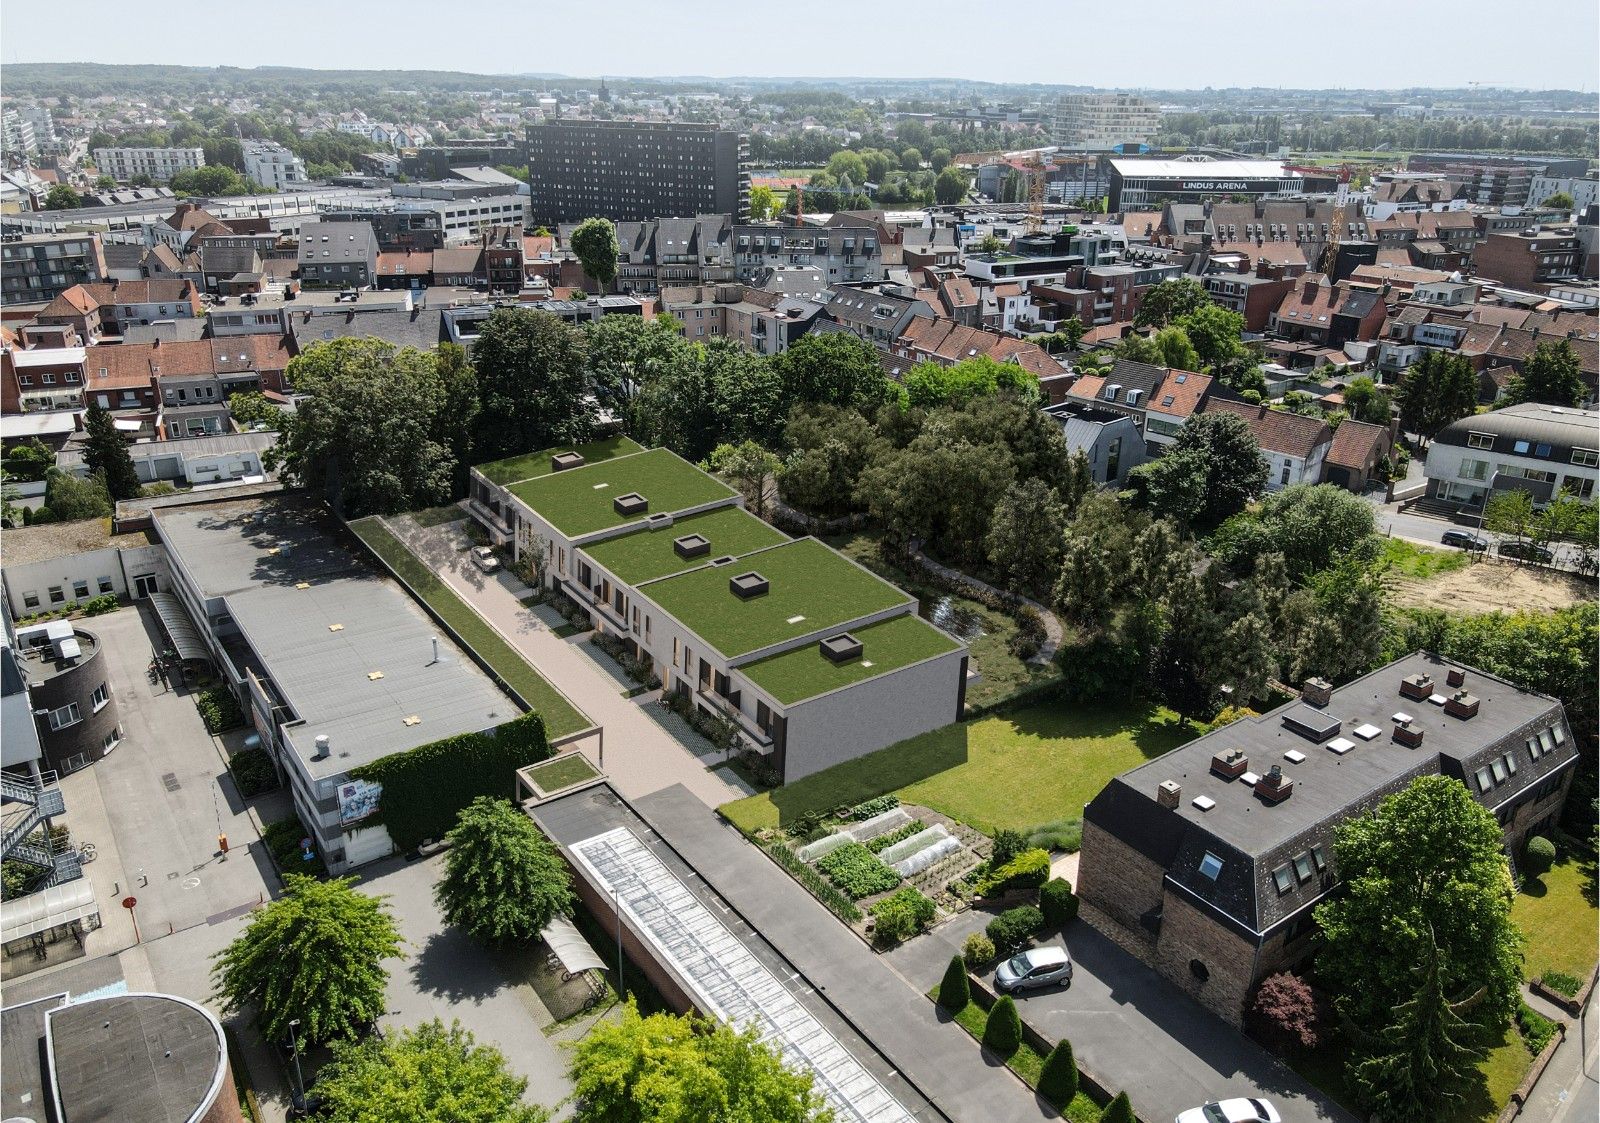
left=1301, top=676, right=1334, bottom=707
left=673, top=533, right=710, bottom=559
left=1446, top=668, right=1465, bottom=688
left=1192, top=795, right=1217, bottom=812
left=1156, top=780, right=1181, bottom=809
left=729, top=571, right=769, bottom=600
left=613, top=492, right=648, bottom=516
left=1210, top=748, right=1249, bottom=779
left=1400, top=672, right=1435, bottom=701
left=1283, top=704, right=1342, bottom=742
left=646, top=512, right=674, bottom=529
left=1393, top=721, right=1425, bottom=748
left=551, top=451, right=586, bottom=472
left=1255, top=765, right=1294, bottom=804
left=1444, top=690, right=1480, bottom=719
left=819, top=633, right=863, bottom=663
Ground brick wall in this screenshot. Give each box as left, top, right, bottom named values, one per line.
left=1152, top=892, right=1259, bottom=1027
left=1077, top=820, right=1166, bottom=939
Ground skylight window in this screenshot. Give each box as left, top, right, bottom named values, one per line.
left=1272, top=866, right=1294, bottom=894
left=1199, top=852, right=1224, bottom=880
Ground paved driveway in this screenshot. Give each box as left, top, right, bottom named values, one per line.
left=887, top=910, right=1354, bottom=1123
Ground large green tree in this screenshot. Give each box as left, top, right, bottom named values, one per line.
left=1126, top=411, right=1266, bottom=530
left=268, top=338, right=454, bottom=517
left=1174, top=302, right=1246, bottom=371
left=312, top=1019, right=549, bottom=1123
left=434, top=341, right=479, bottom=496
left=1341, top=375, right=1394, bottom=425
left=707, top=441, right=782, bottom=520
left=1395, top=351, right=1479, bottom=443
left=1314, top=776, right=1522, bottom=1043
left=902, top=355, right=1039, bottom=410
left=41, top=469, right=111, bottom=522
left=44, top=184, right=82, bottom=210
left=770, top=332, right=897, bottom=416
left=1133, top=277, right=1210, bottom=328
left=1208, top=483, right=1379, bottom=581
left=776, top=404, right=882, bottom=517
left=212, top=874, right=402, bottom=1045
left=570, top=217, right=619, bottom=290
left=934, top=166, right=967, bottom=205
left=471, top=309, right=594, bottom=463
left=435, top=797, right=573, bottom=945
left=985, top=478, right=1067, bottom=599
left=1501, top=340, right=1586, bottom=408
left=568, top=1002, right=831, bottom=1123
left=81, top=400, right=142, bottom=500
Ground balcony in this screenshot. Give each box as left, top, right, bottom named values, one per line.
left=696, top=685, right=774, bottom=751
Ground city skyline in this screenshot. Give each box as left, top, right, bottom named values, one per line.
left=4, top=0, right=1598, bottom=91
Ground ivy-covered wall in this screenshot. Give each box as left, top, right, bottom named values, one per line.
left=347, top=712, right=550, bottom=852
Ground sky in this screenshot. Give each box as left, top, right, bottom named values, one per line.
left=3, top=0, right=1598, bottom=91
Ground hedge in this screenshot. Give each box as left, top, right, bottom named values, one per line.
left=196, top=687, right=245, bottom=734
left=227, top=745, right=279, bottom=798
left=869, top=887, right=936, bottom=946
left=1040, top=878, right=1080, bottom=927
left=347, top=711, right=549, bottom=853
left=987, top=905, right=1044, bottom=955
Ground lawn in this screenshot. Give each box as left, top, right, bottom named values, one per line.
left=408, top=503, right=467, bottom=528
left=583, top=505, right=788, bottom=586
left=827, top=532, right=1062, bottom=709
left=477, top=434, right=644, bottom=486
left=348, top=517, right=590, bottom=738
left=742, top=612, right=960, bottom=705
left=940, top=996, right=1102, bottom=1123
left=1512, top=852, right=1598, bottom=983
left=642, top=537, right=911, bottom=659
left=1380, top=536, right=1470, bottom=580
left=509, top=447, right=735, bottom=537
left=521, top=752, right=599, bottom=795
left=720, top=700, right=1187, bottom=834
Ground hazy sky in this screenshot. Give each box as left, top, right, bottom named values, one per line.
left=4, top=0, right=1598, bottom=91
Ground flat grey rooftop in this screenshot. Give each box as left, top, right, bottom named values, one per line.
left=155, top=498, right=513, bottom=777
left=48, top=993, right=225, bottom=1123
left=2, top=992, right=62, bottom=1122
left=1105, top=651, right=1565, bottom=856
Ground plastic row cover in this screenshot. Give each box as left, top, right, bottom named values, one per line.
left=847, top=807, right=912, bottom=842
left=797, top=832, right=854, bottom=863
left=878, top=824, right=950, bottom=866
left=893, top=834, right=963, bottom=877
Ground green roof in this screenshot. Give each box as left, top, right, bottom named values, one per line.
left=477, top=435, right=645, bottom=486
left=581, top=506, right=789, bottom=586
left=508, top=448, right=737, bottom=538
left=640, top=537, right=912, bottom=658
left=742, top=613, right=961, bottom=705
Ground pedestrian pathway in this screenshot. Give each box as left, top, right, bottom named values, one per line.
left=386, top=516, right=742, bottom=808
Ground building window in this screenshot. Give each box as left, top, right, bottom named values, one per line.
left=72, top=580, right=89, bottom=599
left=1466, top=432, right=1494, bottom=450
left=103, top=728, right=122, bottom=752
left=48, top=702, right=83, bottom=730
left=1293, top=853, right=1315, bottom=882
left=1198, top=852, right=1223, bottom=880
left=49, top=586, right=65, bottom=604
left=97, top=576, right=115, bottom=594
left=1280, top=461, right=1292, bottom=486
left=1572, top=448, right=1599, bottom=467
left=1475, top=766, right=1494, bottom=791
left=91, top=682, right=111, bottom=711
left=23, top=592, right=40, bottom=609
left=1459, top=459, right=1490, bottom=482
left=1272, top=865, right=1294, bottom=894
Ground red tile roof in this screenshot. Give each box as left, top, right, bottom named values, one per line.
left=1203, top=397, right=1332, bottom=459
left=1148, top=370, right=1212, bottom=419
left=1327, top=418, right=1390, bottom=469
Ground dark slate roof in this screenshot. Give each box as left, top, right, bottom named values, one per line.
left=290, top=308, right=446, bottom=351
left=1432, top=402, right=1598, bottom=458
left=1085, top=652, right=1573, bottom=937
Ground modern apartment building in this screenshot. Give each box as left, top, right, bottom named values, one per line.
left=469, top=437, right=967, bottom=781
left=296, top=220, right=379, bottom=287
left=91, top=146, right=205, bottom=183
left=1, top=232, right=107, bottom=303
left=1078, top=654, right=1578, bottom=1026
left=526, top=120, right=750, bottom=225
left=1473, top=228, right=1584, bottom=290
left=242, top=141, right=307, bottom=191
left=1051, top=94, right=1162, bottom=150
left=1424, top=403, right=1599, bottom=506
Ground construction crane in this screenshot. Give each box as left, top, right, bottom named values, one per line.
left=1319, top=164, right=1352, bottom=276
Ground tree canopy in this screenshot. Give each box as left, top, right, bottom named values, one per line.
left=268, top=338, right=456, bottom=517
left=211, top=873, right=402, bottom=1045
left=311, top=1019, right=549, bottom=1123
left=570, top=217, right=619, bottom=289
left=41, top=469, right=112, bottom=522
left=82, top=400, right=142, bottom=501
left=435, top=797, right=573, bottom=945
left=568, top=1002, right=831, bottom=1123
left=1126, top=411, right=1267, bottom=530
left=1395, top=351, right=1478, bottom=442
left=471, top=309, right=594, bottom=463
left=1501, top=340, right=1585, bottom=408
left=1133, top=277, right=1210, bottom=328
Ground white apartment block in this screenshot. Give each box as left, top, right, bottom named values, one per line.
left=93, top=147, right=205, bottom=183
left=1051, top=94, right=1162, bottom=151
left=242, top=142, right=307, bottom=191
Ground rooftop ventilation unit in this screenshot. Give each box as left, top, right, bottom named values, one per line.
left=313, top=734, right=330, bottom=760
left=673, top=533, right=710, bottom=559
left=1446, top=667, right=1465, bottom=688
left=1282, top=704, right=1342, bottom=742
left=613, top=492, right=648, bottom=516
left=729, top=571, right=769, bottom=600
left=1192, top=795, right=1217, bottom=812
left=1210, top=748, right=1249, bottom=779
left=1444, top=690, right=1480, bottom=719
left=1157, top=780, right=1181, bottom=809
left=1399, top=672, right=1435, bottom=701
left=819, top=633, right=863, bottom=664
left=1255, top=765, right=1294, bottom=804
left=1392, top=718, right=1425, bottom=747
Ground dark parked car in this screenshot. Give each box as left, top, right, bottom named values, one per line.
left=1497, top=540, right=1554, bottom=564
left=1441, top=529, right=1488, bottom=551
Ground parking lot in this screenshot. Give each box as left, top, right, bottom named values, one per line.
left=887, top=909, right=1354, bottom=1123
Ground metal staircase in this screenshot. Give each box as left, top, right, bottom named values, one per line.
left=1, top=770, right=80, bottom=888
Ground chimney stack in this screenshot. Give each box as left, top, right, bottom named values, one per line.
left=1301, top=677, right=1334, bottom=707
left=1156, top=780, right=1181, bottom=810
left=1255, top=765, right=1294, bottom=804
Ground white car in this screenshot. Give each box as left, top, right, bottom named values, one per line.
left=994, top=946, right=1072, bottom=993
left=1176, top=1098, right=1281, bottom=1123
left=469, top=546, right=501, bottom=574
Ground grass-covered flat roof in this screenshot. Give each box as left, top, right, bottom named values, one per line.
left=477, top=434, right=645, bottom=486
left=742, top=612, right=960, bottom=706
left=640, top=537, right=912, bottom=658
left=508, top=447, right=736, bottom=538
left=581, top=506, right=789, bottom=586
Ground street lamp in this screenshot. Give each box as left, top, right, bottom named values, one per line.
left=287, top=1018, right=306, bottom=1105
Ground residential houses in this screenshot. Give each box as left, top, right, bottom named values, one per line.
left=1042, top=399, right=1145, bottom=485
left=1202, top=397, right=1333, bottom=491
left=1423, top=403, right=1599, bottom=506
